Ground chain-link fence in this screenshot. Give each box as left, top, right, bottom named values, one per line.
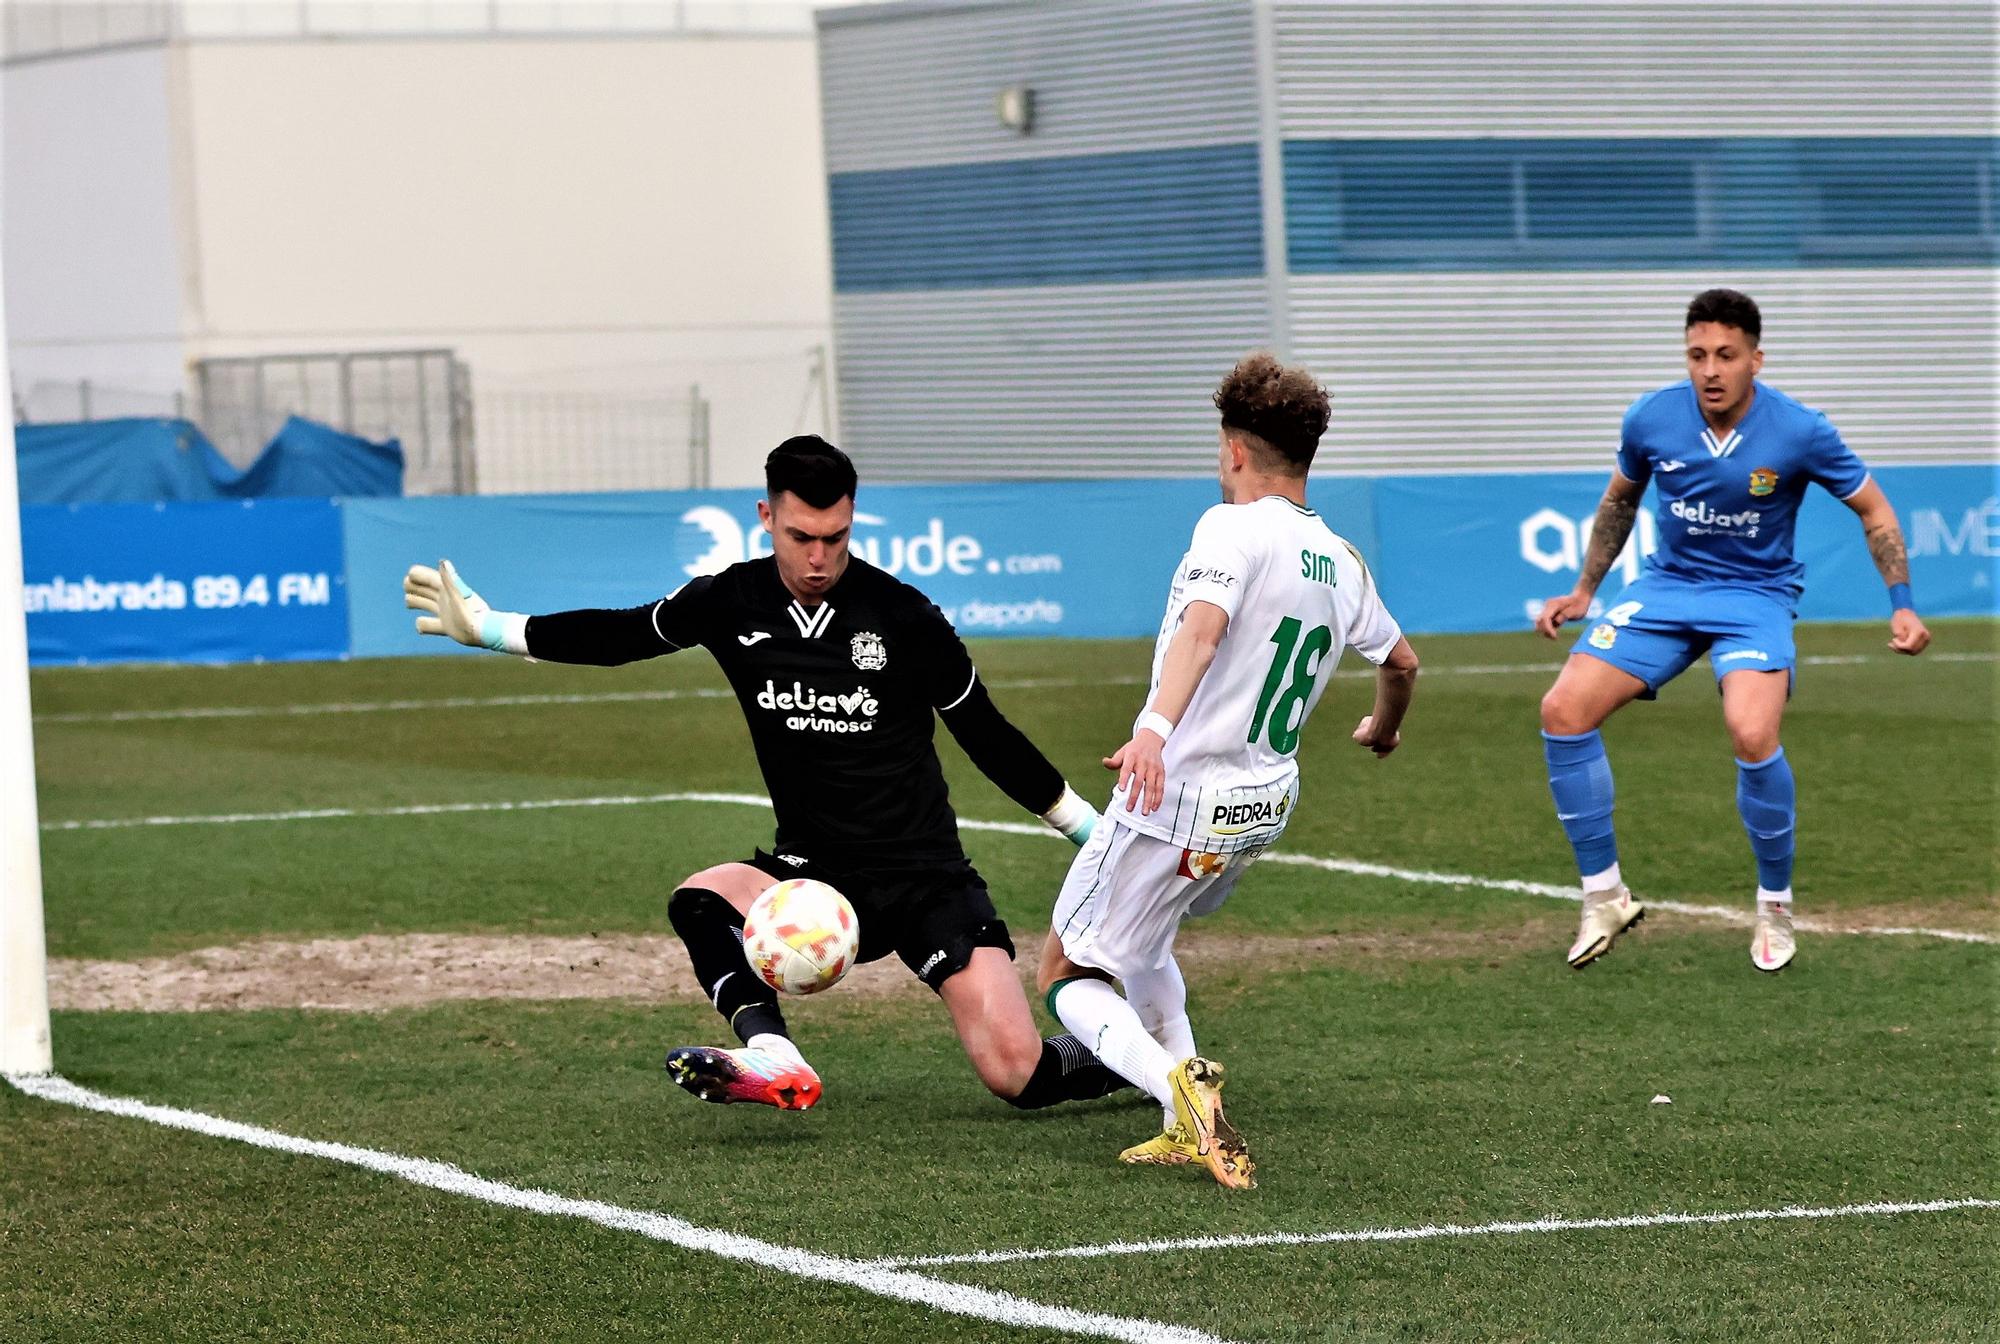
left=20, top=351, right=713, bottom=497
left=194, top=350, right=473, bottom=495
left=472, top=386, right=710, bottom=495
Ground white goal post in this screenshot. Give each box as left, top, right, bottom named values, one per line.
left=0, top=241, right=53, bottom=1075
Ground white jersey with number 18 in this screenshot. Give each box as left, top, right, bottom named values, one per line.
left=1109, top=495, right=1403, bottom=853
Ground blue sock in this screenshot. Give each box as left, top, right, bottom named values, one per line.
left=1543, top=730, right=1618, bottom=878
left=1736, top=748, right=1796, bottom=892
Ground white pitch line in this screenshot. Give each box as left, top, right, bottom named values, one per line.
left=3, top=1072, right=1228, bottom=1344
left=1254, top=852, right=2000, bottom=946
left=39, top=791, right=775, bottom=832
left=38, top=651, right=1993, bottom=725
left=40, top=792, right=1997, bottom=946
left=858, top=1196, right=2000, bottom=1270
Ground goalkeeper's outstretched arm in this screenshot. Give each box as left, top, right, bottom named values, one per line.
left=403, top=560, right=688, bottom=666
left=939, top=680, right=1098, bottom=846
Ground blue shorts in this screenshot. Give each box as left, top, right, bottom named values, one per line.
left=1570, top=574, right=1797, bottom=697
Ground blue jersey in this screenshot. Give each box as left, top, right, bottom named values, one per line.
left=1616, top=379, right=1869, bottom=599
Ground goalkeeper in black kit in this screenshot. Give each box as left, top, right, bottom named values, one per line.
left=404, top=436, right=1122, bottom=1113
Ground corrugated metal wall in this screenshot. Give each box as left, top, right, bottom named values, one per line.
left=819, top=0, right=1272, bottom=479
left=1294, top=269, right=1993, bottom=475
left=833, top=279, right=1272, bottom=478
left=1271, top=3, right=1993, bottom=140
left=1274, top=0, right=1996, bottom=473
left=819, top=0, right=1257, bottom=172
left=820, top=0, right=1995, bottom=480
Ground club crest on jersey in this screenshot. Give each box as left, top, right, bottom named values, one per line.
left=1177, top=849, right=1229, bottom=880
left=1747, top=468, right=1779, bottom=497
left=1588, top=624, right=1618, bottom=650
left=849, top=631, right=887, bottom=671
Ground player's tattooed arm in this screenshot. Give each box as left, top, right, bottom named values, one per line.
left=1576, top=487, right=1642, bottom=594
left=1841, top=478, right=1929, bottom=653
left=1863, top=516, right=1910, bottom=586
left=1535, top=472, right=1643, bottom=637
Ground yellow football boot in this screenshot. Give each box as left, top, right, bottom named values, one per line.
left=1169, top=1056, right=1256, bottom=1190
left=1119, top=1121, right=1200, bottom=1166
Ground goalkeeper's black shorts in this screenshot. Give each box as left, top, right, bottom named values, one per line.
left=746, top=848, right=1014, bottom=992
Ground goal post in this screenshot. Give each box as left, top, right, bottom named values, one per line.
left=0, top=242, right=53, bottom=1075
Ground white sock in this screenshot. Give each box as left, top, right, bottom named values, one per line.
left=1051, top=977, right=1176, bottom=1110
left=1124, top=959, right=1195, bottom=1127
left=1756, top=888, right=1793, bottom=907
left=1582, top=862, right=1623, bottom=894
left=746, top=1032, right=807, bottom=1069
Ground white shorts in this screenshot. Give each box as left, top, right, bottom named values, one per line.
left=1051, top=818, right=1260, bottom=979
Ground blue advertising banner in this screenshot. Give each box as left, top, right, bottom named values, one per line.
left=19, top=466, right=1985, bottom=666
left=1373, top=464, right=1997, bottom=634
left=22, top=498, right=347, bottom=665
left=344, top=478, right=1380, bottom=658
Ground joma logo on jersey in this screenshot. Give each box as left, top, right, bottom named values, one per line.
left=1209, top=796, right=1289, bottom=832
left=756, top=680, right=881, bottom=734
left=1299, top=550, right=1339, bottom=585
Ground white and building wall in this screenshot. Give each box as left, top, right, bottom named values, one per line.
left=3, top=2, right=837, bottom=489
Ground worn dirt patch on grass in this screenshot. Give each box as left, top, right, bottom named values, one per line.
left=48, top=903, right=1989, bottom=1013
left=49, top=924, right=1558, bottom=1014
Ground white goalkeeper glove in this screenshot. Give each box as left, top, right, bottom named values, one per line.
left=1041, top=784, right=1099, bottom=847
left=403, top=559, right=528, bottom=654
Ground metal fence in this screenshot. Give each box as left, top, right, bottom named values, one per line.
left=18, top=351, right=712, bottom=497
left=194, top=350, right=473, bottom=495
left=471, top=385, right=710, bottom=496
left=12, top=379, right=186, bottom=424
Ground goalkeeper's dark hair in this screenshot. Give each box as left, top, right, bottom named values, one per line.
left=1685, top=288, right=1761, bottom=346
left=1212, top=352, right=1331, bottom=475
left=765, top=435, right=858, bottom=509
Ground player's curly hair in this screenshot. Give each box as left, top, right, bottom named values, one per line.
left=1212, top=352, right=1331, bottom=474
left=1686, top=288, right=1761, bottom=345
left=766, top=435, right=857, bottom=508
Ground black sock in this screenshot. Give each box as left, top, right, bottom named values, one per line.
left=666, top=887, right=787, bottom=1045
left=1004, top=1034, right=1135, bottom=1109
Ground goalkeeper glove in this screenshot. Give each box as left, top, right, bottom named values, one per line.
left=403, top=559, right=527, bottom=654
left=1040, top=785, right=1099, bottom=847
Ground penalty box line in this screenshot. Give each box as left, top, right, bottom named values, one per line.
left=3, top=1072, right=1231, bottom=1344
left=858, top=1196, right=2000, bottom=1270
left=40, top=792, right=1998, bottom=947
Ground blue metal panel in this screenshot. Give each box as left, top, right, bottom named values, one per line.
left=829, top=144, right=1264, bottom=291
left=1286, top=136, right=1999, bottom=273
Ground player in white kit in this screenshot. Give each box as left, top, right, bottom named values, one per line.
left=1038, top=353, right=1421, bottom=1188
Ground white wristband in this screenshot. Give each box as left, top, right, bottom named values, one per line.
left=1134, top=710, right=1175, bottom=742
left=482, top=610, right=531, bottom=656
left=1039, top=785, right=1098, bottom=843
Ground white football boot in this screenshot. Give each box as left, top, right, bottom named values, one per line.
left=1566, top=885, right=1645, bottom=968
left=1751, top=902, right=1796, bottom=973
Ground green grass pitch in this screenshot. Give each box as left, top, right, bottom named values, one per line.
left=4, top=622, right=1994, bottom=1342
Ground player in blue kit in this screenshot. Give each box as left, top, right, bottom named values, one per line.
left=1535, top=289, right=1930, bottom=972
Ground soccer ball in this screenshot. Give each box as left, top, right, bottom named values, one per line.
left=742, top=879, right=859, bottom=996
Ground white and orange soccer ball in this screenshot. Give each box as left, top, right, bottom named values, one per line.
left=742, top=879, right=859, bottom=995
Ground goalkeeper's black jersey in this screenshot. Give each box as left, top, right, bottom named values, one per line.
left=524, top=557, right=999, bottom=870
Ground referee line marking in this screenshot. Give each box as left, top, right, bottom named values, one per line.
left=2, top=1072, right=1228, bottom=1344
left=855, top=1197, right=2000, bottom=1270
left=35, top=651, right=1993, bottom=725
left=38, top=792, right=1996, bottom=946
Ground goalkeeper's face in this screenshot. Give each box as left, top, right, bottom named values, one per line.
left=760, top=491, right=855, bottom=603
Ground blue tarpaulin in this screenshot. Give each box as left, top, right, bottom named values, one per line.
left=15, top=415, right=402, bottom=505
